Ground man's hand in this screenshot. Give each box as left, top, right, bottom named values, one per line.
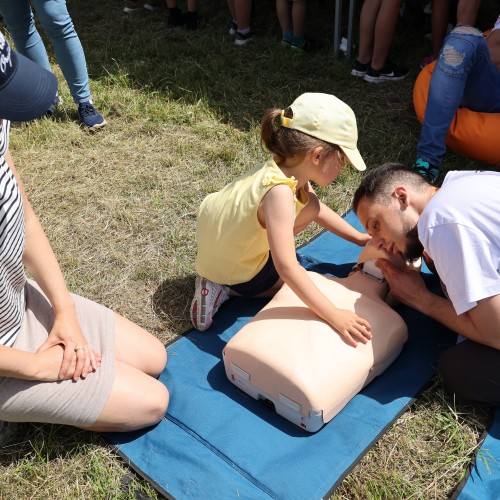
left=376, top=259, right=430, bottom=309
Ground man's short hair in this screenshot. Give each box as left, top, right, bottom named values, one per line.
left=352, top=163, right=430, bottom=213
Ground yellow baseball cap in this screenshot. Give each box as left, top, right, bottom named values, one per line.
left=280, top=92, right=366, bottom=171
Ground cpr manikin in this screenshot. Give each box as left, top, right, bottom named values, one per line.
left=223, top=244, right=416, bottom=432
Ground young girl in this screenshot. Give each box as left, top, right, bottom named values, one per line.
left=191, top=93, right=371, bottom=346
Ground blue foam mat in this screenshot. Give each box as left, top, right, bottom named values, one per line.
left=455, top=408, right=500, bottom=500
left=107, top=211, right=457, bottom=499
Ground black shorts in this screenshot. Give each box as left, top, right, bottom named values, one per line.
left=229, top=253, right=280, bottom=297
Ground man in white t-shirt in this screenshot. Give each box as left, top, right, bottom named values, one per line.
left=353, top=163, right=500, bottom=406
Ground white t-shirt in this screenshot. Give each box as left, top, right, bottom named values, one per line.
left=418, top=170, right=500, bottom=315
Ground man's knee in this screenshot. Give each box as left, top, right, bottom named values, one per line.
left=439, top=342, right=500, bottom=407
left=439, top=28, right=483, bottom=70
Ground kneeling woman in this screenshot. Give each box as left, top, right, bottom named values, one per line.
left=0, top=34, right=168, bottom=436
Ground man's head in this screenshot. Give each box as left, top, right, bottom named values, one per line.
left=353, top=163, right=433, bottom=261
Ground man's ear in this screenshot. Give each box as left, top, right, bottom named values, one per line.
left=394, top=186, right=410, bottom=208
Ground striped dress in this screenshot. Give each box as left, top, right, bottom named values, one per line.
left=0, top=120, right=26, bottom=346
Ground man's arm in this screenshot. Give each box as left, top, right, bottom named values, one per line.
left=376, top=260, right=500, bottom=349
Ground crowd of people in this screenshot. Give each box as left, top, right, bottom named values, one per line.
left=0, top=0, right=498, bottom=488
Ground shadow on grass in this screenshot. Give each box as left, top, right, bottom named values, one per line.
left=59, top=0, right=500, bottom=171
left=68, top=0, right=426, bottom=132
left=151, top=274, right=194, bottom=335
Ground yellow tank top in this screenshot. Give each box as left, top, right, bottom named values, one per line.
left=196, top=159, right=309, bottom=285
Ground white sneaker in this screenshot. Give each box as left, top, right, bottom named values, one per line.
left=190, top=275, right=229, bottom=331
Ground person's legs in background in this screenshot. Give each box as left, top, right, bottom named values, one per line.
left=276, top=0, right=293, bottom=45
left=0, top=0, right=106, bottom=129
left=352, top=0, right=408, bottom=82
left=421, top=0, right=480, bottom=69
left=31, top=0, right=106, bottom=129
left=415, top=27, right=500, bottom=182
left=0, top=0, right=53, bottom=72
left=233, top=0, right=254, bottom=45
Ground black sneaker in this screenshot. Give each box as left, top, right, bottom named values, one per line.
left=351, top=60, right=369, bottom=77
left=364, top=62, right=409, bottom=83
left=185, top=11, right=198, bottom=30
left=234, top=29, right=255, bottom=46
left=168, top=7, right=187, bottom=26
left=228, top=20, right=238, bottom=35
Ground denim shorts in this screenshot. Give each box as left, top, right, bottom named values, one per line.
left=229, top=253, right=280, bottom=297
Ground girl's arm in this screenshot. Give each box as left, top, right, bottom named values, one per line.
left=260, top=185, right=372, bottom=347
left=314, top=195, right=370, bottom=246
left=6, top=150, right=99, bottom=381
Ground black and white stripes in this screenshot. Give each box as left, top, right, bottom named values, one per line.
left=0, top=120, right=26, bottom=346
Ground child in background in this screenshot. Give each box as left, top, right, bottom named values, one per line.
left=276, top=0, right=321, bottom=51
left=191, top=93, right=372, bottom=347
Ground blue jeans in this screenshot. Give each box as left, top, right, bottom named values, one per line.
left=0, top=0, right=91, bottom=104
left=418, top=26, right=500, bottom=166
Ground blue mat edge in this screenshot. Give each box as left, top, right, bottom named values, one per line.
left=453, top=407, right=500, bottom=500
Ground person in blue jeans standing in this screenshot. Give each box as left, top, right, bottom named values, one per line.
left=414, top=18, right=500, bottom=183
left=0, top=0, right=106, bottom=130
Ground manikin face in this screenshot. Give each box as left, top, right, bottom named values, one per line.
left=356, top=196, right=423, bottom=261
left=357, top=240, right=408, bottom=270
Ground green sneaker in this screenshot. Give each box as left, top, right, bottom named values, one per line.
left=290, top=35, right=323, bottom=53
left=414, top=158, right=440, bottom=184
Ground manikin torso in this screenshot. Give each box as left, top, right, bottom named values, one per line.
left=223, top=246, right=412, bottom=432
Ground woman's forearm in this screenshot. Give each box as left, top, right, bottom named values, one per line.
left=6, top=151, right=74, bottom=314
left=0, top=345, right=71, bottom=381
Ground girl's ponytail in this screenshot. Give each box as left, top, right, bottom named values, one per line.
left=260, top=106, right=340, bottom=164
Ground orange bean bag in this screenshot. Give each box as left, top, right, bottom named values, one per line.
left=413, top=60, right=500, bottom=165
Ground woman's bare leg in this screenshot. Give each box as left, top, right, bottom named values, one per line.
left=85, top=361, right=169, bottom=432
left=84, top=313, right=169, bottom=432
left=113, top=313, right=167, bottom=377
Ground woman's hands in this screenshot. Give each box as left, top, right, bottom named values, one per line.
left=36, top=307, right=101, bottom=381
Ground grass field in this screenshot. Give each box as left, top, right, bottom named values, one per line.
left=1, top=0, right=499, bottom=497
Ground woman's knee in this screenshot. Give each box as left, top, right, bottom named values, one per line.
left=94, top=371, right=169, bottom=431
left=144, top=381, right=169, bottom=425
left=114, top=314, right=167, bottom=377
left=150, top=341, right=168, bottom=378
